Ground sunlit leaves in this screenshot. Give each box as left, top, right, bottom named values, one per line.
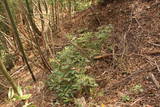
left=8, top=87, right=14, bottom=99
left=8, top=85, right=32, bottom=101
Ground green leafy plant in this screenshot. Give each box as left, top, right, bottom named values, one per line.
left=121, top=95, right=131, bottom=102
left=73, top=0, right=92, bottom=11
left=48, top=25, right=112, bottom=103
left=48, top=70, right=97, bottom=103
left=22, top=102, right=36, bottom=107
left=8, top=85, right=31, bottom=101
left=68, top=25, right=112, bottom=58
left=131, top=84, right=144, bottom=93
left=48, top=0, right=93, bottom=12
left=8, top=85, right=35, bottom=107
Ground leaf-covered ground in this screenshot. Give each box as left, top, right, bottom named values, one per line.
left=0, top=0, right=160, bottom=107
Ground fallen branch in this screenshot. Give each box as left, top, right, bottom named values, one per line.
left=154, top=61, right=160, bottom=73
left=143, top=51, right=160, bottom=56
left=148, top=42, right=160, bottom=47
left=93, top=53, right=121, bottom=59
left=93, top=51, right=160, bottom=60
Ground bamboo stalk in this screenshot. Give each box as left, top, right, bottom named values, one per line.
left=2, top=0, right=36, bottom=82
left=25, top=0, right=52, bottom=72
left=0, top=57, right=19, bottom=95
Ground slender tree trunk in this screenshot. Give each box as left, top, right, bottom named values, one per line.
left=50, top=0, right=55, bottom=34
left=68, top=0, right=72, bottom=22
left=24, top=0, right=42, bottom=37
left=54, top=0, right=60, bottom=32
left=2, top=0, right=36, bottom=82
left=54, top=0, right=57, bottom=31
left=25, top=0, right=52, bottom=72
left=0, top=57, right=19, bottom=95
left=38, top=0, right=44, bottom=31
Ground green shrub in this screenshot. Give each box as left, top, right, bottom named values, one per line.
left=73, top=0, right=92, bottom=11
left=48, top=25, right=112, bottom=103
left=0, top=44, right=16, bottom=71
left=0, top=51, right=16, bottom=71
left=68, top=25, right=112, bottom=58
left=48, top=70, right=97, bottom=103
left=50, top=46, right=89, bottom=72
left=48, top=0, right=93, bottom=12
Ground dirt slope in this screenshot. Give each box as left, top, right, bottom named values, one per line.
left=0, top=0, right=160, bottom=107
left=64, top=0, right=160, bottom=106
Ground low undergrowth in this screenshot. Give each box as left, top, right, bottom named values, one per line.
left=48, top=25, right=112, bottom=104
left=0, top=45, right=16, bottom=71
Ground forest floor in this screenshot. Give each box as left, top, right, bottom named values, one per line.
left=0, top=0, right=160, bottom=107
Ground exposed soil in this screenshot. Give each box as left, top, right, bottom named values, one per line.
left=64, top=0, right=160, bottom=106
left=0, top=0, right=160, bottom=107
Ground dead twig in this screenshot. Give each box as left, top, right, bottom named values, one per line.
left=0, top=82, right=9, bottom=88
left=130, top=97, right=143, bottom=106
left=148, top=42, right=160, bottom=47
left=149, top=72, right=160, bottom=89
left=143, top=51, right=160, bottom=56
left=154, top=61, right=160, bottom=73
left=11, top=54, right=45, bottom=77
left=151, top=1, right=160, bottom=8
left=105, top=64, right=157, bottom=94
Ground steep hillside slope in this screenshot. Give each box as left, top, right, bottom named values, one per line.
left=63, top=0, right=160, bottom=106
left=0, top=0, right=159, bottom=107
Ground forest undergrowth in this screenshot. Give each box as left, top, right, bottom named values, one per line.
left=0, top=0, right=160, bottom=107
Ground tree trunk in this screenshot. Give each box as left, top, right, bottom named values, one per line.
left=0, top=57, right=19, bottom=95
left=2, top=0, right=36, bottom=82
left=25, top=0, right=52, bottom=72
left=24, top=0, right=42, bottom=37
